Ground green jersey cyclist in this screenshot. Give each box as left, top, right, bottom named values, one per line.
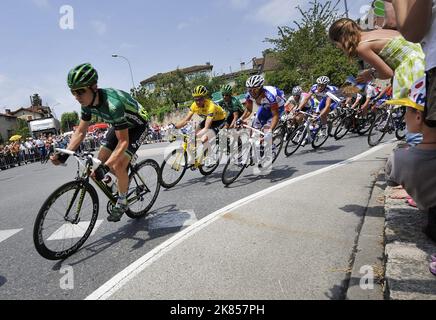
left=51, top=63, right=150, bottom=222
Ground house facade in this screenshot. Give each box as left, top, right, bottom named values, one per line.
left=140, top=64, right=214, bottom=92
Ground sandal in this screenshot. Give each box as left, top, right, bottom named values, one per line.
left=430, top=262, right=436, bottom=276
left=406, top=196, right=417, bottom=208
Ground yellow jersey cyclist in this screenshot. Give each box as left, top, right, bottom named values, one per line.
left=51, top=63, right=150, bottom=223
left=171, top=85, right=226, bottom=144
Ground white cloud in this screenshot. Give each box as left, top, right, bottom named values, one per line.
left=252, top=0, right=301, bottom=26
left=177, top=22, right=189, bottom=30
left=230, top=0, right=250, bottom=9
left=91, top=20, right=108, bottom=35
left=32, top=0, right=50, bottom=8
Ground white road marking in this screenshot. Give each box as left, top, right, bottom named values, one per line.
left=0, top=229, right=23, bottom=244
left=47, top=220, right=104, bottom=241
left=86, top=141, right=393, bottom=300
left=148, top=210, right=197, bottom=230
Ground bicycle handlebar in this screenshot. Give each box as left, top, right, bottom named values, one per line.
left=55, top=148, right=102, bottom=170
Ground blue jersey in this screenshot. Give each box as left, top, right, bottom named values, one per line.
left=310, top=84, right=339, bottom=112
left=246, top=86, right=285, bottom=125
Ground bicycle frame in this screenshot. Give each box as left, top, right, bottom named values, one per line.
left=55, top=148, right=150, bottom=219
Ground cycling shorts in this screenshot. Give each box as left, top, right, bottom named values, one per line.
left=101, top=125, right=148, bottom=159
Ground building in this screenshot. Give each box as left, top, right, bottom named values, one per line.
left=214, top=52, right=282, bottom=87
left=0, top=94, right=57, bottom=142
left=0, top=113, right=18, bottom=143
left=140, top=63, right=214, bottom=92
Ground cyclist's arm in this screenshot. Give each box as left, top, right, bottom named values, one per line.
left=176, top=111, right=194, bottom=129
left=297, top=94, right=311, bottom=111
left=67, top=119, right=89, bottom=152
left=351, top=96, right=362, bottom=108
left=240, top=100, right=253, bottom=121
left=230, top=111, right=239, bottom=128
left=361, top=96, right=371, bottom=110
left=269, top=104, right=280, bottom=131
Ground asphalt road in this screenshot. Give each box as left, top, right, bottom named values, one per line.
left=0, top=131, right=394, bottom=299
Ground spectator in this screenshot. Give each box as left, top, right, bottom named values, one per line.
left=329, top=17, right=426, bottom=146
left=385, top=77, right=436, bottom=242
left=383, top=0, right=436, bottom=127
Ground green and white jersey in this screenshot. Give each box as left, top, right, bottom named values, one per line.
left=81, top=88, right=149, bottom=130
left=217, top=96, right=244, bottom=114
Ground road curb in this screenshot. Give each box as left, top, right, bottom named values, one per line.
left=346, top=169, right=386, bottom=300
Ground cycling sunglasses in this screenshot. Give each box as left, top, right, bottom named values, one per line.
left=71, top=88, right=88, bottom=96
left=194, top=97, right=205, bottom=102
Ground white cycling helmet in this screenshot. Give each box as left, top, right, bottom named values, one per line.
left=246, top=75, right=265, bottom=88
left=316, top=76, right=330, bottom=85
left=292, top=86, right=303, bottom=96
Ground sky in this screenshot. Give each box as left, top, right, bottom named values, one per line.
left=0, top=0, right=372, bottom=117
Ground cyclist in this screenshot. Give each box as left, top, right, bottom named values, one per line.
left=51, top=63, right=150, bottom=222
left=239, top=75, right=285, bottom=133
left=172, top=85, right=226, bottom=141
left=298, top=76, right=338, bottom=134
left=217, top=84, right=244, bottom=129
left=284, top=86, right=315, bottom=126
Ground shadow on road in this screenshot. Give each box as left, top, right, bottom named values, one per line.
left=304, top=159, right=345, bottom=166
left=224, top=165, right=298, bottom=189
left=0, top=275, right=7, bottom=287
left=51, top=204, right=189, bottom=269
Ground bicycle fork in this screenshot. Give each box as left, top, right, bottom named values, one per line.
left=64, top=184, right=87, bottom=224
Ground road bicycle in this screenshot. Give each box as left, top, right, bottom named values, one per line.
left=159, top=127, right=221, bottom=189
left=333, top=105, right=376, bottom=140
left=283, top=111, right=329, bottom=157
left=221, top=123, right=284, bottom=186
left=367, top=104, right=406, bottom=147
left=33, top=148, right=160, bottom=260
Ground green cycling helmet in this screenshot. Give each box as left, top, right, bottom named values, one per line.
left=67, top=63, right=98, bottom=89
left=221, top=84, right=233, bottom=95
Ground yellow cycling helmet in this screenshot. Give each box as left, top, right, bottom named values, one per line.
left=192, top=85, right=208, bottom=98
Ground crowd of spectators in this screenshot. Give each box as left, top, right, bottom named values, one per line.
left=0, top=130, right=106, bottom=170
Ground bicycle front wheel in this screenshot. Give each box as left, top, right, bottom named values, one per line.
left=33, top=181, right=99, bottom=260
left=284, top=126, right=306, bottom=157
left=159, top=149, right=187, bottom=189
left=368, top=112, right=389, bottom=147
left=311, top=125, right=329, bottom=149
left=222, top=141, right=251, bottom=186
left=126, top=159, right=161, bottom=219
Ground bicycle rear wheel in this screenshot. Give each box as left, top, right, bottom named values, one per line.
left=357, top=112, right=376, bottom=136
left=126, top=159, right=161, bottom=219
left=33, top=181, right=99, bottom=260
left=199, top=142, right=220, bottom=176
left=159, top=149, right=187, bottom=189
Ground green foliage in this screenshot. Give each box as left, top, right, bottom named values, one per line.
left=265, top=0, right=358, bottom=92
left=61, top=111, right=79, bottom=132
left=14, top=118, right=31, bottom=138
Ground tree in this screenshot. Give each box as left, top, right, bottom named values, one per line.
left=265, top=0, right=358, bottom=93
left=14, top=118, right=31, bottom=138
left=61, top=111, right=79, bottom=132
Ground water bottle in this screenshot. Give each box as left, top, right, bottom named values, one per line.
left=103, top=172, right=117, bottom=194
